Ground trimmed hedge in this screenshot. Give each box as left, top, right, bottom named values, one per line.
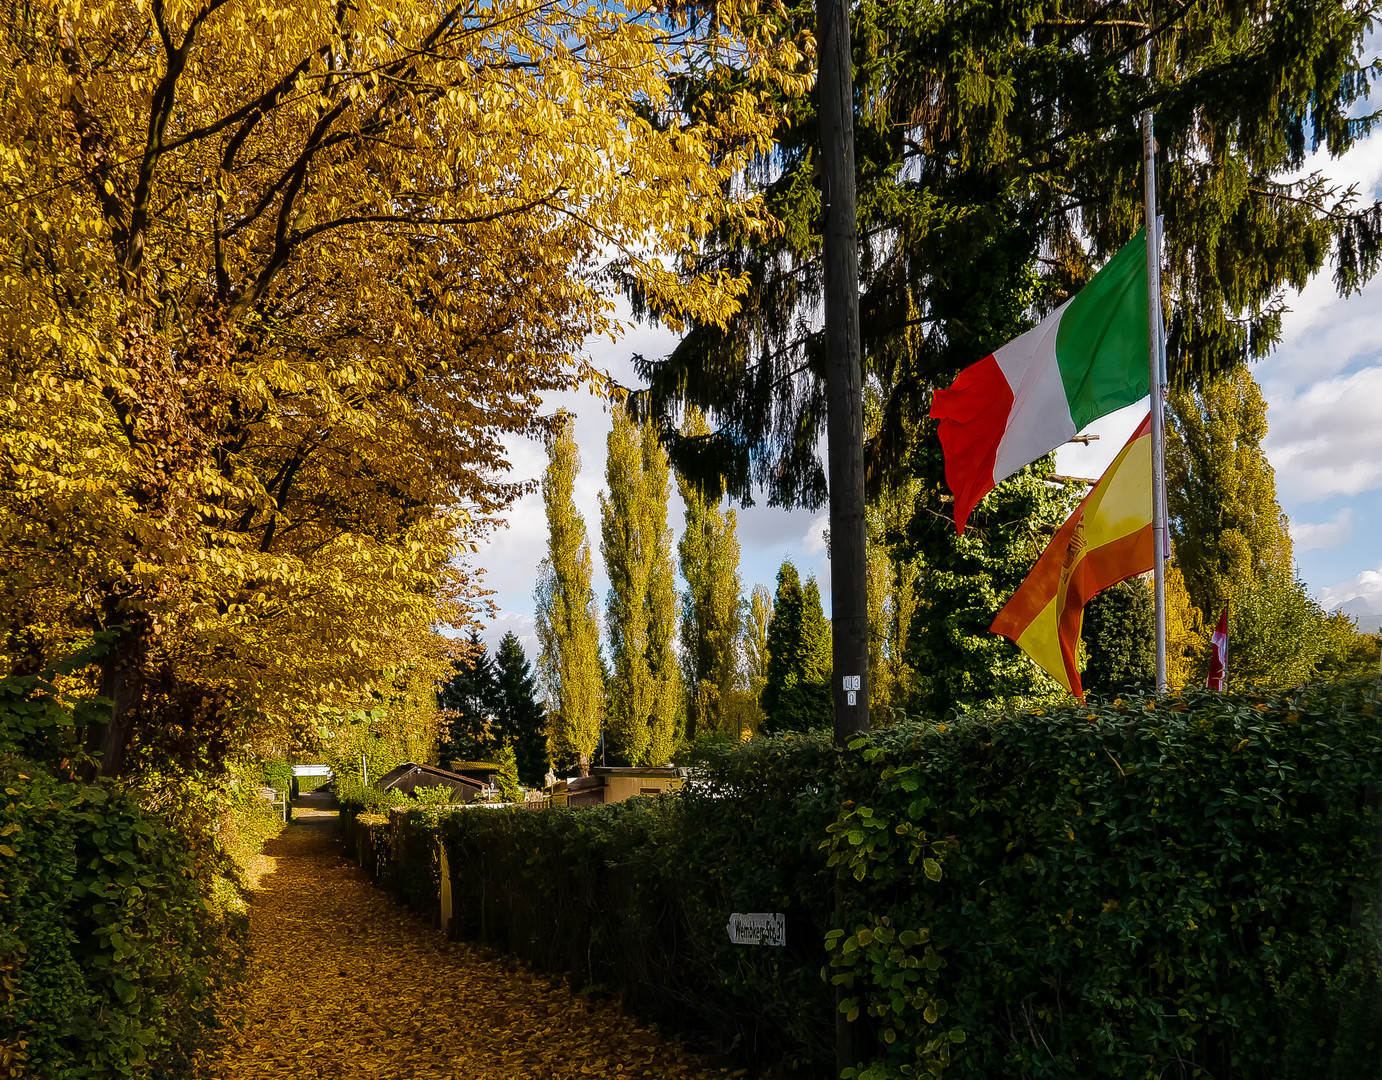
left=347, top=680, right=1382, bottom=1079
left=827, top=681, right=1382, bottom=1079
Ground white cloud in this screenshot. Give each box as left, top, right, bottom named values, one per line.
left=1321, top=567, right=1382, bottom=615
left=1290, top=508, right=1354, bottom=552
left=803, top=510, right=830, bottom=555
left=477, top=611, right=539, bottom=661
left=1264, top=364, right=1382, bottom=502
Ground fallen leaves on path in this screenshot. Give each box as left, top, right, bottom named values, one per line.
left=200, top=809, right=738, bottom=1080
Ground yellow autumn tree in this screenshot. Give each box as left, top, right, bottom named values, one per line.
left=0, top=0, right=806, bottom=774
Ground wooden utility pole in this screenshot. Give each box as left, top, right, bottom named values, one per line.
left=817, top=0, right=869, bottom=749
left=817, top=0, right=867, bottom=1074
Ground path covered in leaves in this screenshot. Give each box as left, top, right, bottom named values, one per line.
left=202, top=808, right=735, bottom=1080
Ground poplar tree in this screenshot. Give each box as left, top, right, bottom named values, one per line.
left=1167, top=367, right=1295, bottom=623
left=535, top=414, right=603, bottom=774
left=600, top=408, right=681, bottom=765
left=677, top=410, right=744, bottom=742
left=744, top=584, right=773, bottom=690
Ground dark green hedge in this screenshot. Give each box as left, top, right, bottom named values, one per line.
left=436, top=735, right=840, bottom=1072
left=0, top=757, right=237, bottom=1079
left=827, top=681, right=1382, bottom=1080
left=356, top=681, right=1382, bottom=1079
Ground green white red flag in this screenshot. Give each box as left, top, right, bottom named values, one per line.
left=930, top=230, right=1152, bottom=533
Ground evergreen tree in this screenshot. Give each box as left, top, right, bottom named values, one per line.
left=1167, top=367, right=1295, bottom=623
left=493, top=631, right=547, bottom=788
left=601, top=407, right=681, bottom=765
left=677, top=409, right=744, bottom=742
left=1081, top=579, right=1157, bottom=697
left=761, top=562, right=832, bottom=732
left=437, top=629, right=499, bottom=764
left=629, top=0, right=1380, bottom=711
left=635, top=0, right=1380, bottom=509
left=901, top=453, right=1078, bottom=717
left=534, top=413, right=604, bottom=775
left=493, top=743, right=523, bottom=803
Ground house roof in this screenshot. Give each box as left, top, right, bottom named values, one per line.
left=377, top=762, right=485, bottom=792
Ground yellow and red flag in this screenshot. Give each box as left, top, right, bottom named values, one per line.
left=991, top=413, right=1155, bottom=698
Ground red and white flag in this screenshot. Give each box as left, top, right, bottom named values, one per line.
left=1206, top=606, right=1229, bottom=691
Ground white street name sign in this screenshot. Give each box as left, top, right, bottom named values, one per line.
left=726, top=912, right=786, bottom=946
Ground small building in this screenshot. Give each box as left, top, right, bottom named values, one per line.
left=376, top=762, right=485, bottom=803
left=548, top=766, right=686, bottom=808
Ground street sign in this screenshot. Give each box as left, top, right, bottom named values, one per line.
left=726, top=912, right=786, bottom=946
left=291, top=764, right=332, bottom=777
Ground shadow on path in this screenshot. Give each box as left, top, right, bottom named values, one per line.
left=202, top=809, right=733, bottom=1080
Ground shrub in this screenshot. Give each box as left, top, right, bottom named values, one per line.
left=0, top=758, right=235, bottom=1079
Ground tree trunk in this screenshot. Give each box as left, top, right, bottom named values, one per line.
left=84, top=621, right=144, bottom=779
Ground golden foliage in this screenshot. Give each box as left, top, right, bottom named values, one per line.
left=0, top=0, right=805, bottom=769
left=535, top=413, right=604, bottom=765
left=200, top=810, right=735, bottom=1080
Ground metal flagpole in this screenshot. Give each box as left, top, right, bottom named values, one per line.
left=1142, top=110, right=1169, bottom=693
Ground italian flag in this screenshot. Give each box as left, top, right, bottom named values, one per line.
left=930, top=230, right=1152, bottom=533
left=990, top=414, right=1155, bottom=699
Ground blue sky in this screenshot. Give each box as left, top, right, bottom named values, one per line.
left=469, top=128, right=1382, bottom=657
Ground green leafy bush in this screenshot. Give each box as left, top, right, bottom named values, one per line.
left=433, top=733, right=841, bottom=1073
left=0, top=660, right=250, bottom=1080
left=0, top=758, right=236, bottom=1079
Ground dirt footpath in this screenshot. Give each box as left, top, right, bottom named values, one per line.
left=201, top=808, right=734, bottom=1080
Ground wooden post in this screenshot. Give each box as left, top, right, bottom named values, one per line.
left=817, top=0, right=868, bottom=748
left=817, top=0, right=868, bottom=1075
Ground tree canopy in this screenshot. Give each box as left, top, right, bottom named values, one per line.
left=1, top=0, right=801, bottom=775
left=632, top=0, right=1380, bottom=507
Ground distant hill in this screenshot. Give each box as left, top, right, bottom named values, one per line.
left=1332, top=596, right=1382, bottom=634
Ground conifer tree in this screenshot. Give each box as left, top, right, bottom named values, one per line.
left=601, top=408, right=681, bottom=764
left=1167, top=367, right=1295, bottom=623
left=437, top=630, right=499, bottom=765
left=493, top=632, right=547, bottom=788
left=677, top=410, right=744, bottom=742
left=1081, top=579, right=1157, bottom=697
left=761, top=562, right=832, bottom=731
left=493, top=743, right=523, bottom=803
left=637, top=0, right=1380, bottom=508
left=535, top=414, right=604, bottom=775
left=632, top=0, right=1380, bottom=713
